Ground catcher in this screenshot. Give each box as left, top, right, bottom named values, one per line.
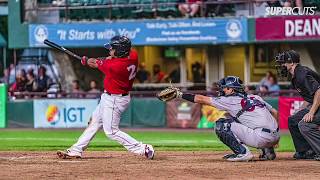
left=158, top=76, right=280, bottom=162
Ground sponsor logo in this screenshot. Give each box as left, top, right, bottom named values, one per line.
left=226, top=20, right=242, bottom=39
left=178, top=102, right=191, bottom=111
left=285, top=18, right=320, bottom=37
left=265, top=7, right=316, bottom=16
left=46, top=105, right=60, bottom=125
left=34, top=25, right=48, bottom=43
left=290, top=100, right=304, bottom=115
left=45, top=104, right=86, bottom=125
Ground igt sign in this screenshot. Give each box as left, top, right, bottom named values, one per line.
left=34, top=99, right=98, bottom=128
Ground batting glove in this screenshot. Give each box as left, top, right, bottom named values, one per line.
left=81, top=56, right=88, bottom=66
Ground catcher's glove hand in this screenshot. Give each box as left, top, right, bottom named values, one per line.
left=157, top=86, right=182, bottom=102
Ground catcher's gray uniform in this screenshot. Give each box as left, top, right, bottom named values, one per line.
left=212, top=95, right=279, bottom=149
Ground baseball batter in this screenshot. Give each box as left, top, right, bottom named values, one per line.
left=57, top=36, right=155, bottom=159
left=160, top=76, right=280, bottom=161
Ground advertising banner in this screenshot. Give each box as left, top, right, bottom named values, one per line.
left=29, top=18, right=248, bottom=47
left=0, top=84, right=7, bottom=128
left=166, top=100, right=201, bottom=128
left=198, top=105, right=226, bottom=128
left=278, top=96, right=304, bottom=129
left=256, top=16, right=320, bottom=41
left=33, top=99, right=98, bottom=128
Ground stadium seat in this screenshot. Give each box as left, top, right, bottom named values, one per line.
left=111, top=0, right=130, bottom=19
left=83, top=0, right=111, bottom=20
left=131, top=0, right=155, bottom=18
left=156, top=0, right=179, bottom=18
left=67, top=0, right=83, bottom=6
left=127, top=0, right=141, bottom=18
left=38, top=0, right=53, bottom=4
left=167, top=0, right=180, bottom=17
left=304, top=0, right=320, bottom=9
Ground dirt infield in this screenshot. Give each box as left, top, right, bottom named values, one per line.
left=0, top=151, right=320, bottom=180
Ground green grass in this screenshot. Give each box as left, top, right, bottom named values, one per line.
left=0, top=130, right=295, bottom=152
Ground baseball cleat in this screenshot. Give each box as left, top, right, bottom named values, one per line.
left=293, top=149, right=315, bottom=160
left=57, top=150, right=82, bottom=159
left=226, top=152, right=253, bottom=162
left=144, top=144, right=155, bottom=160
left=223, top=154, right=237, bottom=159
left=226, top=146, right=253, bottom=162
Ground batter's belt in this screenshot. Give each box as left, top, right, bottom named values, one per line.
left=104, top=90, right=129, bottom=96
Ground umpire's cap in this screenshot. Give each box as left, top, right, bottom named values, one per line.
left=104, top=36, right=131, bottom=58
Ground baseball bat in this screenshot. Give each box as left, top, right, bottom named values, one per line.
left=43, top=39, right=82, bottom=60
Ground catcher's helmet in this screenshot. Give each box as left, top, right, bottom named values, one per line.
left=275, top=50, right=300, bottom=77
left=218, top=76, right=244, bottom=94
left=104, top=36, right=131, bottom=58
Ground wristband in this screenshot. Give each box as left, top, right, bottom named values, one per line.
left=182, top=93, right=195, bottom=103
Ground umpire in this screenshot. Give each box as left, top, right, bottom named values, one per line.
left=276, top=50, right=320, bottom=161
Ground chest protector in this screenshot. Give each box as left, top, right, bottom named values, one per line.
left=236, top=94, right=266, bottom=118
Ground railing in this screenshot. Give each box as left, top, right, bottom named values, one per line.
left=23, top=0, right=260, bottom=22
left=8, top=89, right=300, bottom=100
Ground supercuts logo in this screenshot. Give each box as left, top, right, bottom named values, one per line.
left=266, top=7, right=316, bottom=16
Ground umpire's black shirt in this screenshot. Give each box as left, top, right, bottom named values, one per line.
left=292, top=64, right=320, bottom=103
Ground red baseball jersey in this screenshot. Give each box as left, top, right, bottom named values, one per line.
left=97, top=49, right=138, bottom=94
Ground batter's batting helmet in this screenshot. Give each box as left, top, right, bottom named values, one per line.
left=104, top=36, right=131, bottom=58
left=218, top=76, right=245, bottom=94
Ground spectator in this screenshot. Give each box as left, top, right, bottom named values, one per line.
left=268, top=75, right=280, bottom=92
left=191, top=62, right=204, bottom=83
left=69, top=80, right=84, bottom=98
left=205, top=0, right=222, bottom=17
left=47, top=83, right=61, bottom=98
left=86, top=80, right=101, bottom=98
left=151, top=64, right=166, bottom=83
left=211, top=82, right=219, bottom=93
left=283, top=0, right=303, bottom=8
left=165, top=61, right=181, bottom=83
left=136, top=62, right=150, bottom=83
left=257, top=71, right=273, bottom=90
left=8, top=64, right=16, bottom=85
left=178, top=0, right=202, bottom=18
left=9, top=70, right=27, bottom=92
left=25, top=69, right=37, bottom=92
left=36, top=66, right=52, bottom=92
left=0, top=68, right=10, bottom=84
left=259, top=85, right=269, bottom=96
left=244, top=85, right=250, bottom=93
left=166, top=67, right=180, bottom=83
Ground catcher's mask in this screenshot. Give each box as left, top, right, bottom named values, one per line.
left=217, top=76, right=245, bottom=96
left=275, top=50, right=300, bottom=77
left=104, top=35, right=131, bottom=58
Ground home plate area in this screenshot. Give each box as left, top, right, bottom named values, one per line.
left=0, top=151, right=320, bottom=179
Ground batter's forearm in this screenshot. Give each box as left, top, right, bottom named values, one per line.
left=309, top=89, right=320, bottom=114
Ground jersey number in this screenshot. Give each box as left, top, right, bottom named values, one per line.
left=127, top=65, right=136, bottom=80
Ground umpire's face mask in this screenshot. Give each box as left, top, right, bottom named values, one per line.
left=275, top=53, right=289, bottom=77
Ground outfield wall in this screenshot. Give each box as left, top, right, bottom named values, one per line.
left=4, top=96, right=304, bottom=129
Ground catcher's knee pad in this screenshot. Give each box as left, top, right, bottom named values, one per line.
left=215, top=118, right=246, bottom=155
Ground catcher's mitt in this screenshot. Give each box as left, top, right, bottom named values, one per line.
left=157, top=86, right=181, bottom=102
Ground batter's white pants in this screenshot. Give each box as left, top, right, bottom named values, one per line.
left=69, top=93, right=145, bottom=155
